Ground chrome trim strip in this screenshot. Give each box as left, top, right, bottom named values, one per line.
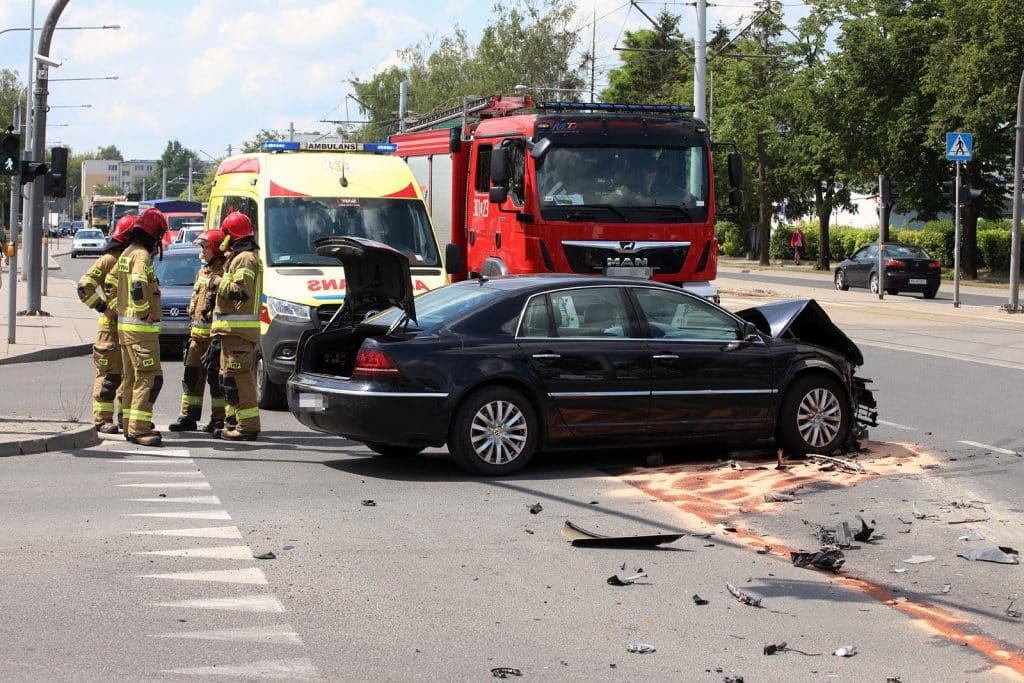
left=549, top=391, right=651, bottom=398
left=290, top=381, right=447, bottom=399
left=652, top=389, right=778, bottom=396
left=562, top=240, right=691, bottom=251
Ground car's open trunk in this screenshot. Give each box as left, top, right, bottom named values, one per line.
left=298, top=325, right=381, bottom=378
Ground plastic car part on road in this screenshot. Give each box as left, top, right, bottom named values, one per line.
left=561, top=520, right=684, bottom=548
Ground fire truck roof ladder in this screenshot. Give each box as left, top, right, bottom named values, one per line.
left=401, top=93, right=533, bottom=133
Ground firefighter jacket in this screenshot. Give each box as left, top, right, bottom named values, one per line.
left=188, top=257, right=225, bottom=340
left=78, top=250, right=121, bottom=334
left=212, top=247, right=262, bottom=343
left=116, top=243, right=162, bottom=344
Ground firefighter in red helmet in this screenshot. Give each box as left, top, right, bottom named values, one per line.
left=116, top=208, right=167, bottom=446
left=168, top=228, right=228, bottom=433
left=77, top=214, right=136, bottom=434
left=211, top=210, right=263, bottom=440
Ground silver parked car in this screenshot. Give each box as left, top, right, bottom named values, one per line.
left=71, top=229, right=107, bottom=258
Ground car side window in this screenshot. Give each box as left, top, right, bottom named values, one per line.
left=548, top=287, right=631, bottom=338
left=519, top=295, right=552, bottom=337
left=632, top=287, right=740, bottom=341
left=852, top=246, right=869, bottom=260
left=864, top=244, right=878, bottom=259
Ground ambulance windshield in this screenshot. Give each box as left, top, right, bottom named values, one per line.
left=264, top=197, right=441, bottom=268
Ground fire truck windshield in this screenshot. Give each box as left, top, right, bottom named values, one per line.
left=264, top=197, right=441, bottom=268
left=536, top=145, right=707, bottom=222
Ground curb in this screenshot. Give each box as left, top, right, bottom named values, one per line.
left=0, top=423, right=99, bottom=457
left=0, top=343, right=92, bottom=366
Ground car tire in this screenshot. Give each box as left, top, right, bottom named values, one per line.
left=70, top=251, right=77, bottom=259
left=834, top=269, right=849, bottom=291
left=365, top=442, right=426, bottom=457
left=869, top=272, right=880, bottom=294
left=448, top=386, right=539, bottom=475
left=255, top=348, right=286, bottom=410
left=923, top=287, right=938, bottom=299
left=886, top=288, right=899, bottom=296
left=776, top=373, right=850, bottom=456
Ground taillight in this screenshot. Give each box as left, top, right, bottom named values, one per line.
left=353, top=346, right=400, bottom=375
left=929, top=261, right=941, bottom=269
left=885, top=259, right=905, bottom=267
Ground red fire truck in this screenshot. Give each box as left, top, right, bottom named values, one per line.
left=388, top=94, right=742, bottom=300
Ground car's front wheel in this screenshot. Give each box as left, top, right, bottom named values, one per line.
left=834, top=269, right=849, bottom=291
left=255, top=349, right=286, bottom=410
left=448, top=386, right=539, bottom=475
left=923, top=287, right=938, bottom=299
left=869, top=272, right=880, bottom=294
left=776, top=374, right=850, bottom=456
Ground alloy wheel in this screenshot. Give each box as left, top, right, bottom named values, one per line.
left=469, top=399, right=529, bottom=465
left=796, top=387, right=842, bottom=449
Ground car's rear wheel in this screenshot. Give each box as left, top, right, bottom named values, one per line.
left=448, top=386, right=539, bottom=475
left=365, top=442, right=426, bottom=457
left=255, top=348, right=286, bottom=410
left=834, top=269, right=849, bottom=291
left=776, top=374, right=850, bottom=456
left=886, top=288, right=900, bottom=296
left=869, top=272, right=880, bottom=294
left=70, top=251, right=77, bottom=258
left=923, top=287, right=938, bottom=299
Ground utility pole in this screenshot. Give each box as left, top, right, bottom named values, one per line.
left=187, top=157, right=193, bottom=201
left=7, top=103, right=21, bottom=343
left=1007, top=70, right=1023, bottom=312
left=694, top=0, right=707, bottom=120
left=590, top=6, right=597, bottom=104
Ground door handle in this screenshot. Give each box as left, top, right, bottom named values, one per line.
left=532, top=353, right=561, bottom=360
left=652, top=354, right=678, bottom=360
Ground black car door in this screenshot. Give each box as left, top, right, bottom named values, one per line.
left=630, top=286, right=773, bottom=435
left=516, top=286, right=651, bottom=436
left=849, top=244, right=877, bottom=288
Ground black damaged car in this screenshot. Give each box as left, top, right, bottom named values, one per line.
left=288, top=237, right=877, bottom=475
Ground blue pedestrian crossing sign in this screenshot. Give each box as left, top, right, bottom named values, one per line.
left=946, top=132, right=972, bottom=161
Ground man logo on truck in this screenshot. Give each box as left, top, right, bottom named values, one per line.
left=607, top=257, right=649, bottom=268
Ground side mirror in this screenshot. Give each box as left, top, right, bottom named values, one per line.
left=742, top=321, right=760, bottom=341
left=490, top=147, right=509, bottom=185
left=728, top=152, right=743, bottom=188
left=729, top=187, right=743, bottom=207
left=489, top=186, right=508, bottom=204
left=530, top=137, right=552, bottom=160
left=445, top=243, right=463, bottom=275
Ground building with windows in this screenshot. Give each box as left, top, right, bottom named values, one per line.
left=80, top=158, right=158, bottom=199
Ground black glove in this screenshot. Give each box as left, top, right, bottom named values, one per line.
left=201, top=339, right=221, bottom=369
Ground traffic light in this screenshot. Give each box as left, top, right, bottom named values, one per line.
left=0, top=131, right=20, bottom=176
left=880, top=176, right=900, bottom=206
left=20, top=160, right=47, bottom=185
left=44, top=146, right=68, bottom=198
left=940, top=178, right=983, bottom=206
left=941, top=180, right=955, bottom=203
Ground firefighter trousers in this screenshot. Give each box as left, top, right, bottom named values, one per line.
left=219, top=335, right=260, bottom=434
left=178, top=336, right=225, bottom=422
left=122, top=339, right=164, bottom=437
left=91, top=326, right=123, bottom=426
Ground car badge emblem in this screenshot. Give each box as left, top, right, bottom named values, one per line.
left=619, top=241, right=636, bottom=252
left=170, top=307, right=180, bottom=317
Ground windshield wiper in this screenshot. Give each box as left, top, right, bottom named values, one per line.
left=564, top=204, right=630, bottom=221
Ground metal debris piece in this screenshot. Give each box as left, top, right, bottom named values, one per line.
left=491, top=667, right=522, bottom=678
left=833, top=645, right=857, bottom=657
left=627, top=643, right=656, bottom=654
left=607, top=571, right=647, bottom=586
left=897, top=517, right=913, bottom=525
left=957, top=546, right=1020, bottom=564
left=724, top=677, right=745, bottom=683
left=807, top=454, right=866, bottom=473
left=791, top=549, right=846, bottom=572
left=853, top=517, right=876, bottom=542
left=763, top=492, right=795, bottom=503
left=904, top=555, right=936, bottom=564
left=763, top=642, right=787, bottom=655
left=361, top=499, right=376, bottom=507
left=726, top=582, right=763, bottom=608
left=1006, top=600, right=1022, bottom=619
left=692, top=594, right=709, bottom=605
left=958, top=530, right=985, bottom=541
left=911, top=503, right=933, bottom=520
left=528, top=503, right=543, bottom=514
left=561, top=521, right=684, bottom=548
left=252, top=551, right=276, bottom=560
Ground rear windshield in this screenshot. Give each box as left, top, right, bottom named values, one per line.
left=264, top=197, right=441, bottom=268
left=365, top=284, right=502, bottom=330
left=154, top=251, right=203, bottom=286
left=887, top=244, right=932, bottom=259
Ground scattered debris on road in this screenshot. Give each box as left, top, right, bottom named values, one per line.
left=561, top=521, right=684, bottom=548
left=252, top=551, right=276, bottom=560
left=490, top=667, right=522, bottom=678
left=808, top=454, right=866, bottom=473
left=911, top=503, right=937, bottom=520
left=809, top=520, right=853, bottom=548
left=904, top=555, right=936, bottom=564
left=692, top=594, right=709, bottom=605
left=361, top=499, right=376, bottom=507
left=607, top=571, right=647, bottom=586
left=957, top=546, right=1020, bottom=564
left=948, top=517, right=990, bottom=525
left=763, top=642, right=821, bottom=656
left=791, top=549, right=846, bottom=572
left=626, top=643, right=656, bottom=654
left=958, top=530, right=985, bottom=541
left=833, top=645, right=858, bottom=657
left=528, top=503, right=543, bottom=514
left=1006, top=600, right=1022, bottom=619
left=726, top=582, right=763, bottom=608
left=756, top=545, right=772, bottom=554
left=853, top=517, right=876, bottom=542
left=763, top=491, right=795, bottom=502
left=941, top=583, right=952, bottom=594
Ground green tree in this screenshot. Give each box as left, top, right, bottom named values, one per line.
left=94, top=145, right=123, bottom=160
left=153, top=140, right=201, bottom=199
left=241, top=129, right=288, bottom=153
left=602, top=9, right=690, bottom=104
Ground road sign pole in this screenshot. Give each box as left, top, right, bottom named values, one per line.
left=877, top=174, right=885, bottom=299
left=954, top=161, right=962, bottom=308
left=7, top=104, right=20, bottom=344
left=1008, top=70, right=1024, bottom=313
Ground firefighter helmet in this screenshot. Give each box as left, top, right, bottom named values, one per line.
left=136, top=208, right=169, bottom=239
left=110, top=214, right=138, bottom=244
left=221, top=211, right=253, bottom=242
left=195, top=228, right=225, bottom=249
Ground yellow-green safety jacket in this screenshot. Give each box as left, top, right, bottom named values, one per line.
left=212, top=248, right=262, bottom=343
left=116, top=243, right=162, bottom=344
left=78, top=250, right=121, bottom=333
left=188, top=257, right=225, bottom=340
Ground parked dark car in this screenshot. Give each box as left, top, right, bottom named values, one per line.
left=153, top=244, right=203, bottom=352
left=834, top=242, right=941, bottom=298
left=288, top=237, right=877, bottom=475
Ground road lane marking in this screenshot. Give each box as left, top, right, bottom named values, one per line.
left=133, top=545, right=255, bottom=560
left=958, top=440, right=1018, bottom=455
left=151, top=624, right=302, bottom=644
left=858, top=340, right=1024, bottom=372
left=876, top=419, right=919, bottom=431
left=119, top=471, right=205, bottom=476
left=110, top=459, right=195, bottom=464
left=117, top=482, right=211, bottom=489
left=128, top=495, right=221, bottom=504
left=127, top=510, right=232, bottom=520
left=162, top=658, right=318, bottom=679
left=144, top=567, right=268, bottom=585
left=110, top=448, right=193, bottom=457
left=132, top=525, right=242, bottom=539
left=149, top=595, right=286, bottom=612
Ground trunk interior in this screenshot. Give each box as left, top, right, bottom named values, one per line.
left=298, top=326, right=379, bottom=378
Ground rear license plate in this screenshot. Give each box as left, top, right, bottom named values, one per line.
left=909, top=278, right=927, bottom=285
left=298, top=393, right=325, bottom=411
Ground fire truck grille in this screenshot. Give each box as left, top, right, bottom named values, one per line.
left=561, top=243, right=690, bottom=275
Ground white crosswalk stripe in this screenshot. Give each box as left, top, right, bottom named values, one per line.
left=128, top=495, right=221, bottom=504
left=127, top=510, right=232, bottom=520
left=162, top=658, right=319, bottom=679
left=119, top=470, right=205, bottom=476
left=117, top=481, right=211, bottom=489
left=133, top=545, right=255, bottom=560
left=143, top=567, right=268, bottom=584
left=131, top=525, right=242, bottom=539
left=151, top=624, right=302, bottom=644
left=149, top=595, right=286, bottom=612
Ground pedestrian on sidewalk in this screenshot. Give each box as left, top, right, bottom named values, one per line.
left=77, top=215, right=136, bottom=434
left=790, top=226, right=806, bottom=266
left=211, top=211, right=262, bottom=441
left=116, top=209, right=167, bottom=447
left=168, top=228, right=227, bottom=434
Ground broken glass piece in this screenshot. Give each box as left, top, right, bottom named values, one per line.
left=791, top=549, right=846, bottom=572
left=561, top=521, right=684, bottom=548
left=833, top=645, right=857, bottom=657
left=726, top=582, right=763, bottom=608
left=904, top=555, right=936, bottom=564
left=491, top=667, right=522, bottom=678
left=957, top=547, right=1020, bottom=564
left=627, top=643, right=656, bottom=654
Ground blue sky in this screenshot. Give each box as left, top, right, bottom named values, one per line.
left=1, top=1, right=792, bottom=161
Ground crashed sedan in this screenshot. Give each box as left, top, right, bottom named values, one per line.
left=289, top=237, right=877, bottom=475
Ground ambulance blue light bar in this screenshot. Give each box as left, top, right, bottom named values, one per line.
left=537, top=101, right=695, bottom=114
left=260, top=141, right=398, bottom=153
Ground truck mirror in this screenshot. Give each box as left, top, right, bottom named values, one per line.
left=445, top=243, right=463, bottom=275
left=529, top=137, right=551, bottom=160
left=489, top=186, right=508, bottom=204
left=729, top=187, right=743, bottom=207
left=490, top=147, right=509, bottom=185
left=728, top=151, right=743, bottom=188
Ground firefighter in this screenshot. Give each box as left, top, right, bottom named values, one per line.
left=211, top=210, right=263, bottom=441
left=77, top=214, right=136, bottom=433
left=116, top=208, right=167, bottom=447
left=168, top=228, right=227, bottom=433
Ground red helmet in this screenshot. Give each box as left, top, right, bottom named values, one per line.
left=195, top=228, right=225, bottom=249
left=221, top=211, right=253, bottom=242
left=110, top=214, right=138, bottom=244
left=136, top=208, right=168, bottom=239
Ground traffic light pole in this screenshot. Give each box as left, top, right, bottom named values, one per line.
left=7, top=105, right=20, bottom=343
left=953, top=161, right=962, bottom=308
left=1007, top=70, right=1023, bottom=313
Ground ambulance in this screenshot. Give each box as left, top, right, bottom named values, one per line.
left=206, top=141, right=458, bottom=408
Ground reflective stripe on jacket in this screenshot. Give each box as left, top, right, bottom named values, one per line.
left=213, top=249, right=262, bottom=342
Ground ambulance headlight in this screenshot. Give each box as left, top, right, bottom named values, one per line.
left=266, top=296, right=312, bottom=323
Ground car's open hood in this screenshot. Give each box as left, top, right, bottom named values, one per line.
left=313, top=236, right=415, bottom=325
left=736, top=299, right=863, bottom=366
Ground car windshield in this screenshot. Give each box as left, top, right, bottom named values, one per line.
left=365, top=284, right=503, bottom=330
left=886, top=244, right=931, bottom=259
left=264, top=197, right=441, bottom=268
left=76, top=230, right=103, bottom=239
left=154, top=251, right=203, bottom=286
left=168, top=216, right=203, bottom=232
